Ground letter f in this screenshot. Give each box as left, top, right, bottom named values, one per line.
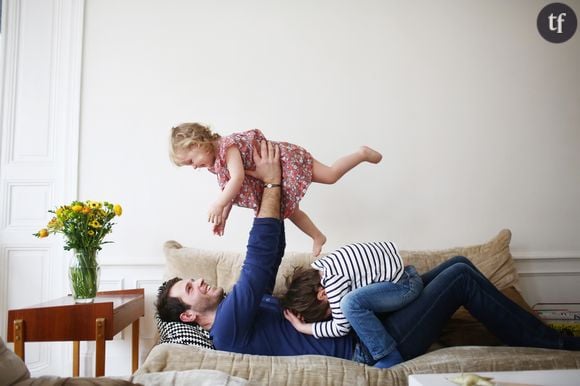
left=557, top=13, right=567, bottom=33
left=549, top=12, right=567, bottom=33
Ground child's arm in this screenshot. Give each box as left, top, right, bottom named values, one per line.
left=208, top=146, right=245, bottom=225
left=283, top=308, right=351, bottom=338
left=213, top=201, right=233, bottom=236
left=283, top=309, right=314, bottom=335
left=311, top=312, right=351, bottom=338
left=311, top=284, right=352, bottom=338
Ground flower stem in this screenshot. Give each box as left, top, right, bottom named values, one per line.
left=69, top=249, right=100, bottom=301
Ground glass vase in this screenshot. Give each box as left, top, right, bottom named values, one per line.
left=68, top=249, right=100, bottom=303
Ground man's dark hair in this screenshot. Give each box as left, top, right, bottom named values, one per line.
left=279, top=267, right=329, bottom=323
left=155, top=277, right=190, bottom=323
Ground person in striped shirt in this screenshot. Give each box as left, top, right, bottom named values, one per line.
left=280, top=241, right=423, bottom=368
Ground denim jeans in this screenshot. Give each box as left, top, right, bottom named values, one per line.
left=346, top=265, right=423, bottom=364
left=380, top=256, right=580, bottom=360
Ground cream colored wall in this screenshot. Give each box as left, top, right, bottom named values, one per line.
left=81, top=0, right=580, bottom=264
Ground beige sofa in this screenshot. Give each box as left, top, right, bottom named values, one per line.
left=135, top=229, right=580, bottom=385
left=0, top=336, right=249, bottom=385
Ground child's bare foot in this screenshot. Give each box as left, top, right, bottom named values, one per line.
left=313, top=233, right=327, bottom=256
left=360, top=146, right=383, bottom=164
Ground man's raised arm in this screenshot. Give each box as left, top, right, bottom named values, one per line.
left=247, top=140, right=282, bottom=219
left=211, top=140, right=284, bottom=349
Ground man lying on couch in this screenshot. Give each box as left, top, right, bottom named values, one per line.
left=156, top=140, right=579, bottom=367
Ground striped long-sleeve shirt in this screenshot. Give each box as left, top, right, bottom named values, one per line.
left=310, top=241, right=404, bottom=339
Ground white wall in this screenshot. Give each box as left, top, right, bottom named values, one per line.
left=81, top=1, right=580, bottom=372
left=80, top=0, right=580, bottom=264
left=2, top=0, right=579, bottom=378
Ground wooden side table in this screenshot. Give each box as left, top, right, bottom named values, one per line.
left=6, top=288, right=144, bottom=377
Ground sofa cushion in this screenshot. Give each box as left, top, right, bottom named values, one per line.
left=15, top=377, right=138, bottom=385
left=163, top=229, right=518, bottom=295
left=155, top=313, right=214, bottom=350
left=0, top=337, right=30, bottom=385
left=137, top=343, right=580, bottom=386
left=400, top=228, right=518, bottom=290
left=137, top=343, right=398, bottom=385
left=1, top=337, right=136, bottom=385
left=131, top=369, right=249, bottom=386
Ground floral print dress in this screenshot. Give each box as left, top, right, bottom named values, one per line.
left=208, top=129, right=313, bottom=218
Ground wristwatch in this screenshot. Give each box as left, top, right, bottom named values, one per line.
left=263, top=183, right=282, bottom=188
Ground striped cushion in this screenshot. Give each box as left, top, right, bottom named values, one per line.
left=155, top=313, right=214, bottom=350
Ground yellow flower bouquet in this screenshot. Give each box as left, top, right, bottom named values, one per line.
left=34, top=200, right=122, bottom=302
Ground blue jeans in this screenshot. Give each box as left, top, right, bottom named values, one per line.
left=381, top=256, right=580, bottom=360
left=346, top=265, right=423, bottom=364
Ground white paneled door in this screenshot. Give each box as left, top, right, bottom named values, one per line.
left=0, top=0, right=84, bottom=376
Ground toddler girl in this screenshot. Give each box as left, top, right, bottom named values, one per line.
left=170, top=122, right=382, bottom=255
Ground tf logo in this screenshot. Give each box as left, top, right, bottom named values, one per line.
left=537, top=3, right=577, bottom=43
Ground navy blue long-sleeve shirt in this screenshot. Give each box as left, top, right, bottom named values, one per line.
left=210, top=218, right=354, bottom=358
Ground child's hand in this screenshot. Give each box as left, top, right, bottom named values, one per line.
left=208, top=202, right=225, bottom=225
left=213, top=220, right=226, bottom=236
left=212, top=202, right=232, bottom=236
left=283, top=309, right=313, bottom=335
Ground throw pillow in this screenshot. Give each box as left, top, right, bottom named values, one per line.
left=164, top=229, right=518, bottom=298
left=155, top=313, right=215, bottom=350
left=0, top=337, right=30, bottom=385
left=401, top=229, right=518, bottom=290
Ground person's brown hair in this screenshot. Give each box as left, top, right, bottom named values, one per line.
left=155, top=277, right=190, bottom=323
left=279, top=267, right=329, bottom=323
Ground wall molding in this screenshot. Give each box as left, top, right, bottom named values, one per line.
left=513, top=251, right=580, bottom=260
left=101, top=263, right=165, bottom=269
left=57, top=0, right=85, bottom=201
left=0, top=0, right=21, bottom=165
left=519, top=271, right=580, bottom=278
left=0, top=249, right=8, bottom=344
left=1, top=245, right=54, bottom=373
left=1, top=180, right=54, bottom=229
left=513, top=251, right=580, bottom=276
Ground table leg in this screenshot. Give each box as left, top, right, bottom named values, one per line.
left=13, top=319, right=25, bottom=360
left=131, top=319, right=140, bottom=373
left=95, top=317, right=106, bottom=376
left=72, top=341, right=80, bottom=376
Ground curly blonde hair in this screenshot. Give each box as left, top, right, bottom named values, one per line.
left=169, top=122, right=221, bottom=165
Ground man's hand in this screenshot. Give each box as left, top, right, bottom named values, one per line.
left=245, top=140, right=282, bottom=185
left=246, top=140, right=282, bottom=219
